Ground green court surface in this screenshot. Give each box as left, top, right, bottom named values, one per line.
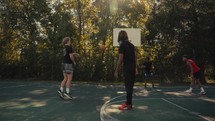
left=0, top=80, right=214, bottom=121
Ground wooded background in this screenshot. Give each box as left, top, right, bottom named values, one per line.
left=0, top=0, right=214, bottom=83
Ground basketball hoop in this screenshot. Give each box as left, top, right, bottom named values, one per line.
left=113, top=28, right=141, bottom=47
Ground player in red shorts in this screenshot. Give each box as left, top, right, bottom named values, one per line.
left=182, top=55, right=206, bottom=94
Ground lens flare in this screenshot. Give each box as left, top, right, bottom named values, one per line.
left=110, top=0, right=118, bottom=15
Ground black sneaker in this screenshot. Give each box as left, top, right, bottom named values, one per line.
left=64, top=92, right=73, bottom=99
left=58, top=90, right=64, bottom=98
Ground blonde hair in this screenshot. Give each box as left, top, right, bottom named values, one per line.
left=62, top=37, right=71, bottom=45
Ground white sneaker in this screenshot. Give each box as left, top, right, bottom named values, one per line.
left=199, top=91, right=206, bottom=95
left=185, top=89, right=192, bottom=93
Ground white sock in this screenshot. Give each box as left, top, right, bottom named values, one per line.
left=189, top=87, right=192, bottom=91
left=66, top=88, right=70, bottom=94
left=200, top=87, right=205, bottom=92
left=60, top=87, right=63, bottom=92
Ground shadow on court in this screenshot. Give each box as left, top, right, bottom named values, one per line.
left=0, top=80, right=215, bottom=121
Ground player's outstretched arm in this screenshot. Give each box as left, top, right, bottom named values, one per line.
left=72, top=53, right=80, bottom=57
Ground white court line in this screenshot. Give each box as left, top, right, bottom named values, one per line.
left=100, top=95, right=125, bottom=121
left=100, top=96, right=164, bottom=121
left=162, top=98, right=213, bottom=121
left=101, top=96, right=215, bottom=121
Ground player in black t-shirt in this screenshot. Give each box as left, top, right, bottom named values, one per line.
left=58, top=37, right=79, bottom=100
left=115, top=30, right=137, bottom=110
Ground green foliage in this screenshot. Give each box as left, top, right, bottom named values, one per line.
left=146, top=0, right=215, bottom=83
left=0, top=0, right=214, bottom=83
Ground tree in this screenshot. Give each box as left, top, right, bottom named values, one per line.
left=146, top=0, right=215, bottom=83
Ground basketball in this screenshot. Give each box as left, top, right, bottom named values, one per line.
left=99, top=44, right=106, bottom=51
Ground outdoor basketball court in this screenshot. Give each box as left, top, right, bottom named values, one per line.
left=0, top=80, right=214, bottom=121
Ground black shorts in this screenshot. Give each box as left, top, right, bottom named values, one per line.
left=145, top=72, right=153, bottom=77
left=193, top=70, right=201, bottom=79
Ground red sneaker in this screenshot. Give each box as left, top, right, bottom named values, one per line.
left=118, top=103, right=132, bottom=110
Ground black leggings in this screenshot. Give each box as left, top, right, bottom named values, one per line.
left=124, top=69, right=135, bottom=105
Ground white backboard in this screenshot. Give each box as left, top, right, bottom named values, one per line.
left=113, top=28, right=141, bottom=47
